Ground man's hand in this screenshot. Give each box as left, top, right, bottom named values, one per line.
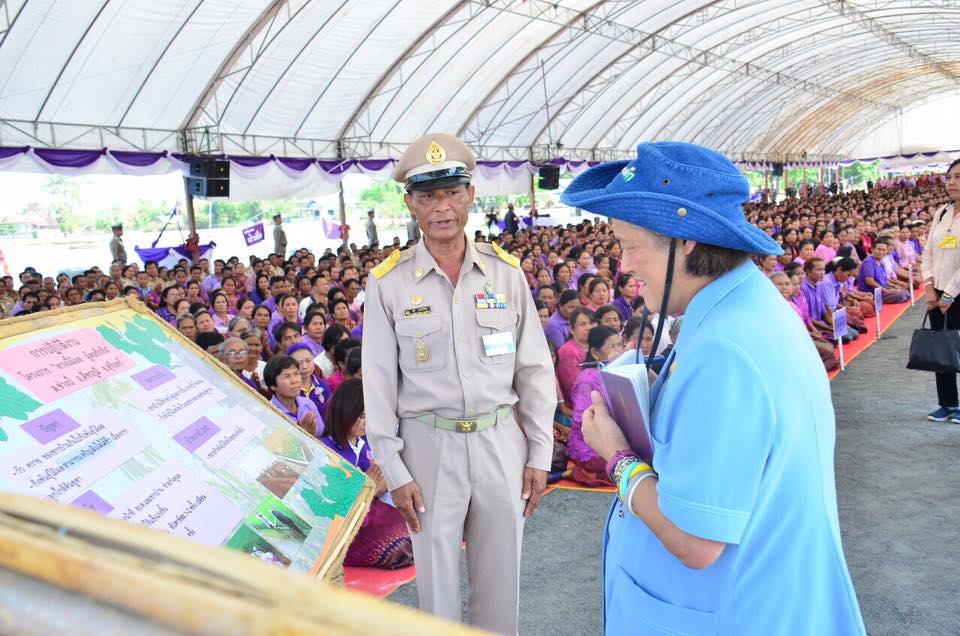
left=581, top=390, right=630, bottom=462
left=939, top=297, right=954, bottom=315
left=391, top=480, right=425, bottom=533
left=522, top=467, right=547, bottom=518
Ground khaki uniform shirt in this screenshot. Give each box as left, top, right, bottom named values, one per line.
left=362, top=238, right=555, bottom=489
left=109, top=236, right=126, bottom=265
left=273, top=224, right=287, bottom=256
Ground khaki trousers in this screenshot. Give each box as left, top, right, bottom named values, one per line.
left=399, top=409, right=527, bottom=635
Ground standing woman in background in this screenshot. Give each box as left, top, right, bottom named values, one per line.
left=921, top=159, right=960, bottom=423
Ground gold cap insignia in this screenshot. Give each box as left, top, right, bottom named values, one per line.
left=426, top=140, right=446, bottom=167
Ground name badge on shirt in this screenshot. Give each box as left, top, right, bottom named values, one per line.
left=482, top=331, right=516, bottom=356
left=939, top=235, right=957, bottom=250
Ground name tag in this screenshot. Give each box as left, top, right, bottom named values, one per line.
left=482, top=331, right=516, bottom=357
left=939, top=235, right=957, bottom=250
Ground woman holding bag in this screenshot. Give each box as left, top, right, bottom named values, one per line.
left=921, top=159, right=960, bottom=422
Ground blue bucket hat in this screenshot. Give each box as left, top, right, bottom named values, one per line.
left=561, top=141, right=782, bottom=256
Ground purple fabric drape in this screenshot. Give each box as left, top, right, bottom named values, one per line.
left=278, top=157, right=315, bottom=171
left=33, top=147, right=106, bottom=168
left=357, top=158, right=393, bottom=171
left=0, top=146, right=29, bottom=159
left=229, top=155, right=273, bottom=168
left=134, top=242, right=216, bottom=264
left=110, top=150, right=167, bottom=166
left=322, top=216, right=342, bottom=239
left=317, top=159, right=354, bottom=174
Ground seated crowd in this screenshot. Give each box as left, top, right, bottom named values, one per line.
left=0, top=174, right=948, bottom=533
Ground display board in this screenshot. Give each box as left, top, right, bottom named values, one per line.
left=0, top=299, right=372, bottom=579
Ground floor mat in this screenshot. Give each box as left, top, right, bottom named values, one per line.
left=343, top=564, right=416, bottom=598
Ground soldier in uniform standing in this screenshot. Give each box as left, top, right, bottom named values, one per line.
left=109, top=223, right=127, bottom=266
left=362, top=133, right=555, bottom=634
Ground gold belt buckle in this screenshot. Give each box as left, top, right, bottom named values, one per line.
left=456, top=419, right=477, bottom=433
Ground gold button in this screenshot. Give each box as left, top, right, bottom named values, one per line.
left=463, top=372, right=470, bottom=379
left=454, top=297, right=460, bottom=304
left=677, top=208, right=687, bottom=217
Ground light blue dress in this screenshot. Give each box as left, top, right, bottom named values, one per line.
left=602, top=260, right=865, bottom=635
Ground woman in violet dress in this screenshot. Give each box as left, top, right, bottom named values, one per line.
left=568, top=326, right=624, bottom=486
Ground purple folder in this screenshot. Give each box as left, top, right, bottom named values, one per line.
left=599, top=353, right=654, bottom=464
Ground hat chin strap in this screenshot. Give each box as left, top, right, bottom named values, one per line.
left=637, top=239, right=677, bottom=372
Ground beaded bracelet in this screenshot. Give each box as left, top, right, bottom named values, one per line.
left=617, top=461, right=652, bottom=503
left=605, top=449, right=639, bottom=481
left=625, top=471, right=659, bottom=516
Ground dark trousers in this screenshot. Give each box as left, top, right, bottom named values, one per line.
left=929, top=289, right=960, bottom=407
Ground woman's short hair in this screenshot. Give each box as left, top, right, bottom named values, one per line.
left=175, top=313, right=195, bottom=329
left=240, top=328, right=261, bottom=340
left=614, top=272, right=634, bottom=298
left=587, top=277, right=609, bottom=296
left=558, top=289, right=579, bottom=305
left=594, top=304, right=621, bottom=326
left=345, top=347, right=362, bottom=376
left=333, top=338, right=361, bottom=366
left=322, top=323, right=348, bottom=351
left=324, top=378, right=364, bottom=448
left=263, top=355, right=298, bottom=390
left=584, top=326, right=619, bottom=363
left=227, top=316, right=247, bottom=332
left=272, top=320, right=300, bottom=344
left=568, top=305, right=595, bottom=328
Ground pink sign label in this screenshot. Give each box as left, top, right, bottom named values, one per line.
left=0, top=329, right=136, bottom=403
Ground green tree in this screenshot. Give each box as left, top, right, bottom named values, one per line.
left=41, top=175, right=84, bottom=235
left=357, top=181, right=407, bottom=219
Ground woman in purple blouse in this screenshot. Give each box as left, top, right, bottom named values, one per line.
left=568, top=326, right=624, bottom=486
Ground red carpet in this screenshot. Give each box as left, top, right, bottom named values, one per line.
left=344, top=564, right=416, bottom=598
left=827, top=286, right=924, bottom=380
left=546, top=477, right=616, bottom=494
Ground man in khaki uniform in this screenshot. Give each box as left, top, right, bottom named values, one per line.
left=362, top=133, right=554, bottom=634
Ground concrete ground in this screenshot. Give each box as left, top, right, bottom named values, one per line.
left=389, top=302, right=960, bottom=635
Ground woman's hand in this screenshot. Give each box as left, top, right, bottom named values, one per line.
left=926, top=287, right=939, bottom=311
left=299, top=411, right=317, bottom=435
left=938, top=297, right=954, bottom=315
left=581, top=390, right=629, bottom=462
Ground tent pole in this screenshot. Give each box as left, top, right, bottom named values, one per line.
left=182, top=176, right=200, bottom=263
left=529, top=172, right=537, bottom=216
left=338, top=180, right=348, bottom=247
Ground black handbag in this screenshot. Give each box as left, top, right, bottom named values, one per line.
left=906, top=311, right=960, bottom=373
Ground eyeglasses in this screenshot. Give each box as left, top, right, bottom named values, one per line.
left=223, top=349, right=249, bottom=358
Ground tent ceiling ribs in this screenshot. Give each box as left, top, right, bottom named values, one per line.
left=336, top=1, right=468, bottom=142
left=181, top=0, right=294, bottom=133
left=820, top=0, right=960, bottom=86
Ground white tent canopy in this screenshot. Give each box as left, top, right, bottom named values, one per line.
left=0, top=0, right=958, bottom=165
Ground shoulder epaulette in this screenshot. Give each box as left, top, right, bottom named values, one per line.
left=491, top=242, right=520, bottom=268
left=371, top=249, right=402, bottom=279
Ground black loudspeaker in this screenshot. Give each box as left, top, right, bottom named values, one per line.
left=188, top=157, right=230, bottom=179
left=186, top=156, right=230, bottom=198
left=771, top=163, right=784, bottom=177
left=538, top=164, right=560, bottom=190
left=187, top=176, right=230, bottom=198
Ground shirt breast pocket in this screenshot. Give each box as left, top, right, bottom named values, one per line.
left=475, top=309, right=518, bottom=366
left=396, top=315, right=447, bottom=373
